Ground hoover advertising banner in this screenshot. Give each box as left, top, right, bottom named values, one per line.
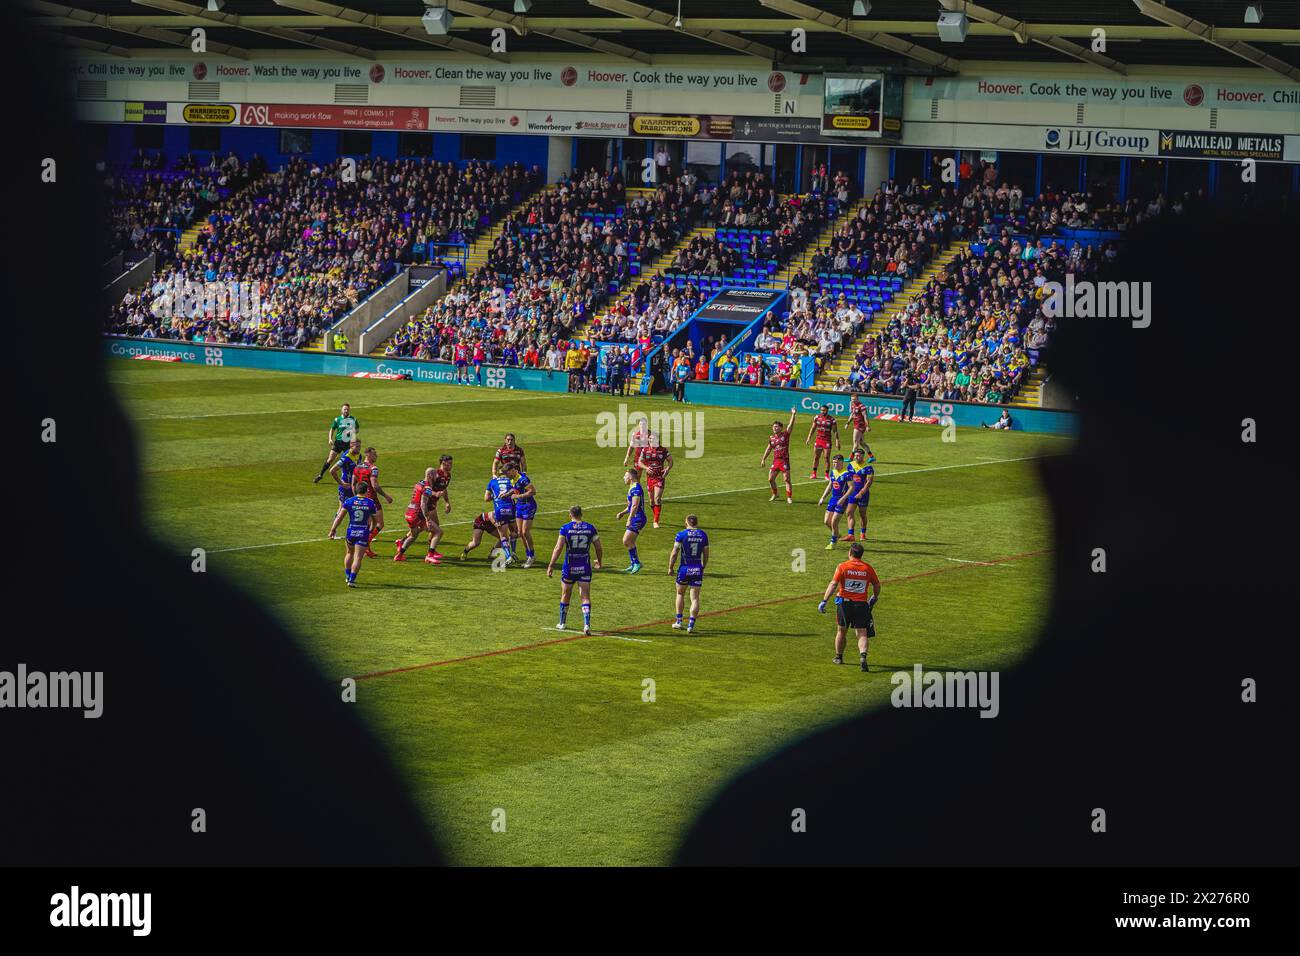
left=914, top=74, right=1300, bottom=113
left=69, top=57, right=805, bottom=95
left=1158, top=130, right=1285, bottom=161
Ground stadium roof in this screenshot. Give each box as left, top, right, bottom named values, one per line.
left=24, top=0, right=1300, bottom=79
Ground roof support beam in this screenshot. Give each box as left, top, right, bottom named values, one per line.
left=586, top=0, right=781, bottom=63
left=132, top=0, right=375, bottom=59
left=940, top=0, right=1126, bottom=74
left=271, top=0, right=501, bottom=62
left=1131, top=0, right=1300, bottom=83
left=756, top=0, right=959, bottom=71
left=446, top=0, right=651, bottom=63
left=26, top=0, right=248, bottom=57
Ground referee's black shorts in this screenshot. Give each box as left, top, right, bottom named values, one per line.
left=836, top=599, right=876, bottom=635
left=332, top=439, right=349, bottom=454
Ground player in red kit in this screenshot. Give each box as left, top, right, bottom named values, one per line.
left=352, top=447, right=394, bottom=557
left=422, top=454, right=454, bottom=563
left=805, top=404, right=841, bottom=479
left=492, top=433, right=527, bottom=477
left=849, top=393, right=875, bottom=461
left=636, top=437, right=673, bottom=528
left=760, top=408, right=798, bottom=504
left=394, top=467, right=438, bottom=563
left=459, top=511, right=510, bottom=561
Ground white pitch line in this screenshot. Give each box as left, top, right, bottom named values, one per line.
left=537, top=627, right=652, bottom=643
left=206, top=453, right=1064, bottom=554
left=132, top=394, right=556, bottom=421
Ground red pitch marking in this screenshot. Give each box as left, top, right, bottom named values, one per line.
left=350, top=548, right=1051, bottom=682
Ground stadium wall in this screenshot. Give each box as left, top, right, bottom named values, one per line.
left=684, top=381, right=1079, bottom=435
left=105, top=338, right=1078, bottom=435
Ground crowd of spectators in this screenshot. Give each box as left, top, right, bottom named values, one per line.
left=387, top=167, right=717, bottom=365
left=105, top=156, right=539, bottom=348
left=101, top=151, right=262, bottom=263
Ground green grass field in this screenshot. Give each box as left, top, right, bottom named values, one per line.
left=111, top=358, right=1063, bottom=866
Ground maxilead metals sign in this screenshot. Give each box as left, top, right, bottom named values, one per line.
left=1158, top=130, right=1286, bottom=161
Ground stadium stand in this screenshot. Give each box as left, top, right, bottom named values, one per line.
left=104, top=157, right=541, bottom=350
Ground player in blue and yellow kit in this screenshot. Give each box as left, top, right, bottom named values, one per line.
left=668, top=514, right=710, bottom=633
left=547, top=505, right=604, bottom=635
left=843, top=447, right=875, bottom=543
left=512, top=467, right=539, bottom=568
left=485, top=467, right=519, bottom=564
left=326, top=438, right=363, bottom=540
left=817, top=454, right=856, bottom=549
left=341, top=482, right=378, bottom=587
left=615, top=468, right=648, bottom=573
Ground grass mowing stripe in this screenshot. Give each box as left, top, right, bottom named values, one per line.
left=207, top=453, right=1065, bottom=554
left=351, top=548, right=1050, bottom=681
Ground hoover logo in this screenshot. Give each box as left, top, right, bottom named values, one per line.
left=1183, top=83, right=1204, bottom=106
left=1043, top=127, right=1154, bottom=155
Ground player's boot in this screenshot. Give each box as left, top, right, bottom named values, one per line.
left=555, top=622, right=566, bottom=631
left=423, top=552, right=439, bottom=565
left=832, top=655, right=843, bottom=665
left=522, top=556, right=534, bottom=568
left=769, top=493, right=778, bottom=502
left=582, top=625, right=591, bottom=636
left=626, top=561, right=642, bottom=574
left=672, top=620, right=683, bottom=630
left=843, top=533, right=855, bottom=543
left=824, top=541, right=835, bottom=550
left=860, top=654, right=869, bottom=672
left=652, top=521, right=659, bottom=530
left=686, top=621, right=695, bottom=634
left=786, top=496, right=793, bottom=506
left=313, top=474, right=323, bottom=483
left=808, top=471, right=817, bottom=479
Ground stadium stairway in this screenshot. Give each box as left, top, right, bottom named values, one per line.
left=569, top=220, right=719, bottom=343
left=178, top=221, right=206, bottom=255
left=347, top=187, right=554, bottom=356
left=811, top=240, right=968, bottom=391
left=572, top=193, right=869, bottom=344
left=767, top=195, right=872, bottom=290
left=1010, top=366, right=1046, bottom=408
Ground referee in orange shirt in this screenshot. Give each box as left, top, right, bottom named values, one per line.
left=818, top=542, right=882, bottom=671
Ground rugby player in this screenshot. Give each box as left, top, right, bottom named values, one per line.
left=849, top=394, right=874, bottom=459
left=352, top=448, right=394, bottom=558
left=314, top=403, right=359, bottom=483
left=493, top=433, right=527, bottom=477
left=622, top=414, right=651, bottom=469
left=486, top=466, right=520, bottom=564
left=805, top=404, right=841, bottom=479
left=459, top=510, right=510, bottom=561
left=393, top=467, right=438, bottom=564
left=635, top=436, right=673, bottom=528
left=325, top=438, right=362, bottom=539
left=615, top=468, right=648, bottom=574
left=668, top=514, right=709, bottom=634
left=817, top=454, right=855, bottom=549
left=547, top=505, right=603, bottom=635
left=842, top=447, right=875, bottom=543
left=341, top=481, right=379, bottom=588
left=760, top=407, right=798, bottom=504
left=512, top=464, right=538, bottom=568
left=422, top=454, right=454, bottom=563
left=818, top=542, right=882, bottom=671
